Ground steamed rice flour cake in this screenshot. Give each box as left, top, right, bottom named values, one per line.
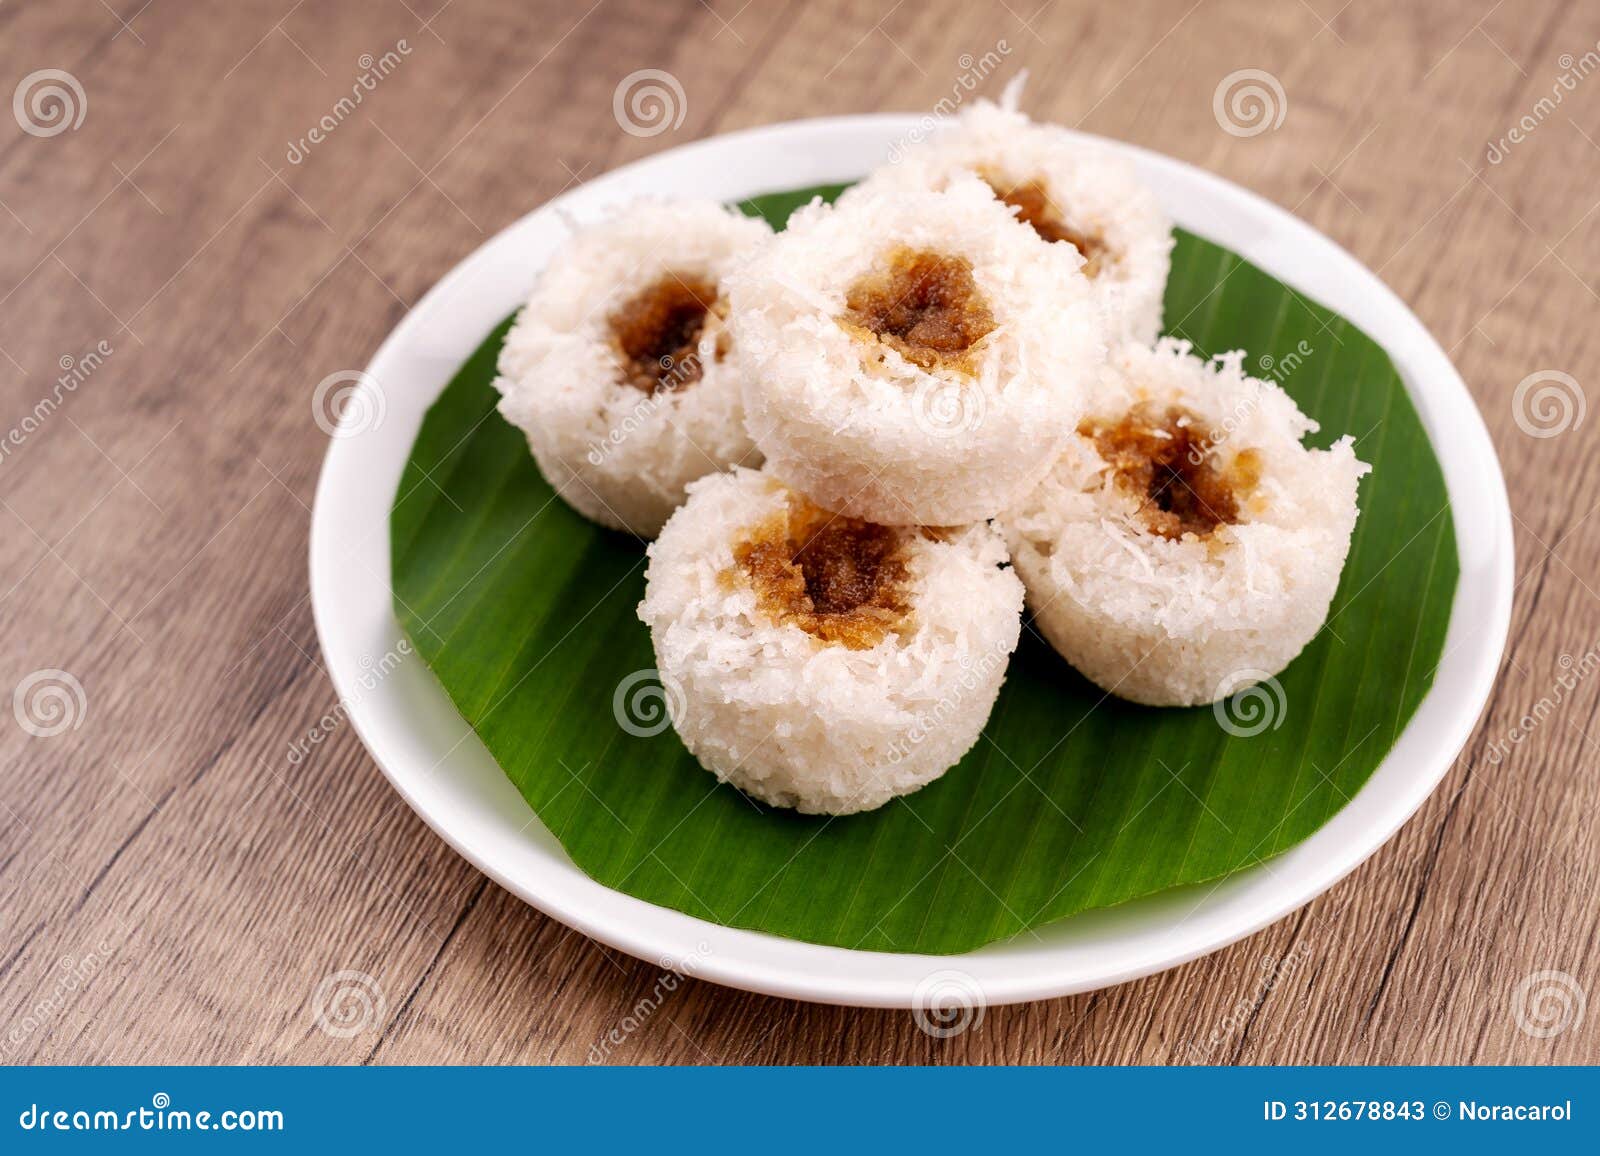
left=495, top=199, right=772, bottom=537
left=638, top=468, right=1024, bottom=814
left=870, top=88, right=1174, bottom=343
left=1001, top=339, right=1369, bottom=706
left=727, top=176, right=1104, bottom=527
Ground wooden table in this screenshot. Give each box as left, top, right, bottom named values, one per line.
left=2, top=0, right=1595, bottom=1065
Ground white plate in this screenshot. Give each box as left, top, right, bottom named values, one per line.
left=310, top=115, right=1512, bottom=1008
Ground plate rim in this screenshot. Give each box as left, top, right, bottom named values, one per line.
left=310, top=112, right=1513, bottom=1008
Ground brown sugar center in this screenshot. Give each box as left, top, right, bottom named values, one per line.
left=608, top=273, right=720, bottom=395
left=734, top=502, right=910, bottom=649
left=1083, top=407, right=1253, bottom=539
left=842, top=246, right=996, bottom=371
left=983, top=174, right=1109, bottom=278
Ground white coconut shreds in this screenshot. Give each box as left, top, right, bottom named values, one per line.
left=865, top=98, right=1174, bottom=344
left=999, top=339, right=1371, bottom=707
left=726, top=175, right=1104, bottom=527
left=638, top=467, right=1024, bottom=815
left=494, top=198, right=774, bottom=538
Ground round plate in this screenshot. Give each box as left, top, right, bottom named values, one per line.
left=310, top=114, right=1512, bottom=1007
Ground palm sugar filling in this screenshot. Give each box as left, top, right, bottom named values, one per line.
left=1083, top=407, right=1256, bottom=539
left=609, top=273, right=721, bottom=395
left=983, top=174, right=1109, bottom=278
left=735, top=502, right=910, bottom=649
left=842, top=246, right=996, bottom=371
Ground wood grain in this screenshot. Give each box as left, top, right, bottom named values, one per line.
left=0, top=0, right=1596, bottom=1065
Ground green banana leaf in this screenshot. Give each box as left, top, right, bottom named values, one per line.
left=390, top=184, right=1457, bottom=954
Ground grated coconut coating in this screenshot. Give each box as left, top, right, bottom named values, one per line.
left=639, top=467, right=1024, bottom=813
left=495, top=199, right=773, bottom=537
left=727, top=176, right=1104, bottom=527
left=1000, top=339, right=1370, bottom=706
